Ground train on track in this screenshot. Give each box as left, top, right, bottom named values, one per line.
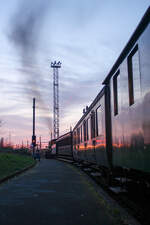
left=49, top=8, right=150, bottom=189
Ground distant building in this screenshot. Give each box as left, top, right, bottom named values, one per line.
left=0, top=137, right=4, bottom=148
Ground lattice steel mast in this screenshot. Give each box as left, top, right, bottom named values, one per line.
left=51, top=61, right=61, bottom=139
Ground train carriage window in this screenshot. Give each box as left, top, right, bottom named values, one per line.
left=83, top=120, right=87, bottom=141
left=113, top=70, right=120, bottom=116
left=86, top=119, right=89, bottom=140
left=74, top=131, right=76, bottom=145
left=77, top=128, right=78, bottom=144
left=80, top=125, right=82, bottom=143
left=96, top=106, right=103, bottom=136
left=91, top=111, right=95, bottom=138
left=77, top=127, right=80, bottom=144
left=87, top=118, right=91, bottom=140
left=128, top=45, right=141, bottom=105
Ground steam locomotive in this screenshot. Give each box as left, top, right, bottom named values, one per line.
left=50, top=8, right=150, bottom=187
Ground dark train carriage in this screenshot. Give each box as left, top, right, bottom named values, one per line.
left=50, top=139, right=57, bottom=155
left=103, top=7, right=150, bottom=177
left=73, top=87, right=112, bottom=169
left=45, top=139, right=57, bottom=158
left=56, top=132, right=73, bottom=158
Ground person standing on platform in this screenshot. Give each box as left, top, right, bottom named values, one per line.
left=36, top=149, right=41, bottom=161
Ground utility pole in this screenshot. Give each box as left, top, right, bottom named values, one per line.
left=9, top=132, right=11, bottom=147
left=27, top=140, right=29, bottom=149
left=51, top=61, right=61, bottom=139
left=39, top=136, right=42, bottom=150
left=32, top=98, right=36, bottom=156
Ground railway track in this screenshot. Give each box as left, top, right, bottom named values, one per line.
left=56, top=156, right=150, bottom=225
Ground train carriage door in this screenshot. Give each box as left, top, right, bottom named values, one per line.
left=95, top=94, right=107, bottom=166
left=91, top=111, right=97, bottom=163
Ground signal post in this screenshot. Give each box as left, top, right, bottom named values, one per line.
left=32, top=98, right=36, bottom=157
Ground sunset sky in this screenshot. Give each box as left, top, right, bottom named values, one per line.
left=0, top=0, right=149, bottom=147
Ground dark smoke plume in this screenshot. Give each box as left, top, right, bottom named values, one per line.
left=8, top=0, right=51, bottom=129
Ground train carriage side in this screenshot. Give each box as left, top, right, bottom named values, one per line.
left=73, top=87, right=112, bottom=169
left=56, top=132, right=73, bottom=158
left=103, top=7, right=150, bottom=178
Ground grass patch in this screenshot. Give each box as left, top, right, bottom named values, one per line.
left=0, top=152, right=35, bottom=180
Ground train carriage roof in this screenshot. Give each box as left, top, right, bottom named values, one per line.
left=72, top=7, right=150, bottom=132
left=73, top=87, right=105, bottom=130
left=56, top=131, right=72, bottom=142
left=102, top=7, right=150, bottom=85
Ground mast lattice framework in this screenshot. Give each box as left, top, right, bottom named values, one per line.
left=51, top=61, right=61, bottom=139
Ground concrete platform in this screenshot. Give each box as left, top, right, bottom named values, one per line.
left=0, top=159, right=115, bottom=225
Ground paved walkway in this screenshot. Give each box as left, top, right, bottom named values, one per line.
left=0, top=159, right=115, bottom=225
